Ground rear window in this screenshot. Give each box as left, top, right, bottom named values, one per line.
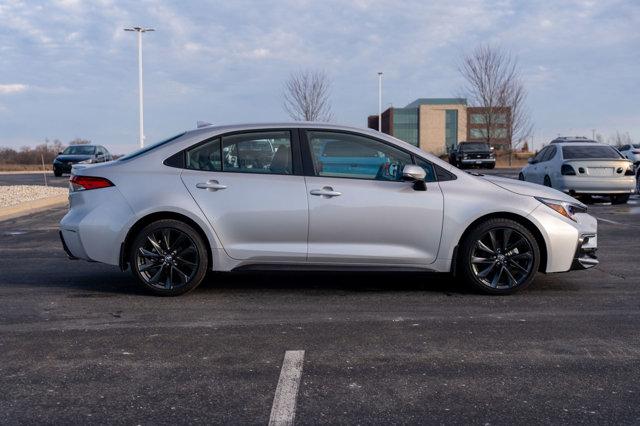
left=460, top=143, right=490, bottom=152
left=119, top=132, right=186, bottom=161
left=562, top=145, right=622, bottom=160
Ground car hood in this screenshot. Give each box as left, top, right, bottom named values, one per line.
left=55, top=154, right=92, bottom=162
left=479, top=174, right=583, bottom=205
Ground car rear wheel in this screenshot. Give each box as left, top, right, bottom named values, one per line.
left=518, top=172, right=525, bottom=181
left=457, top=218, right=540, bottom=295
left=54, top=170, right=62, bottom=177
left=611, top=194, right=630, bottom=205
left=543, top=175, right=552, bottom=187
left=130, top=219, right=208, bottom=296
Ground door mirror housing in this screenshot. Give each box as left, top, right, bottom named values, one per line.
left=402, top=164, right=427, bottom=191
left=527, top=157, right=537, bottom=164
left=402, top=164, right=426, bottom=181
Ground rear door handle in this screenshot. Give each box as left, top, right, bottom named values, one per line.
left=196, top=180, right=227, bottom=191
left=310, top=187, right=341, bottom=198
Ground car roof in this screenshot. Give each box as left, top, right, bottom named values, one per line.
left=552, top=142, right=608, bottom=148
left=550, top=136, right=598, bottom=144
left=184, top=121, right=390, bottom=139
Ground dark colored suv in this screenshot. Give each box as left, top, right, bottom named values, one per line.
left=53, top=145, right=113, bottom=176
left=449, top=142, right=495, bottom=169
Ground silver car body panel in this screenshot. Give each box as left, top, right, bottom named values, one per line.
left=60, top=122, right=598, bottom=275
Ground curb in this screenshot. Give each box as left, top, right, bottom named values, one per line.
left=0, top=171, right=53, bottom=175
left=0, top=194, right=68, bottom=222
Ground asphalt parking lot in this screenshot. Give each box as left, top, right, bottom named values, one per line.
left=0, top=172, right=69, bottom=188
left=1, top=171, right=639, bottom=424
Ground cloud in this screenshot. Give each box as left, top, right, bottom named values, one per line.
left=0, top=84, right=29, bottom=95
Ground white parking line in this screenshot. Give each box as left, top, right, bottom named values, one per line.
left=596, top=217, right=623, bottom=225
left=269, top=350, right=305, bottom=426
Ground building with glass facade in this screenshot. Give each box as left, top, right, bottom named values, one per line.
left=368, top=99, right=511, bottom=155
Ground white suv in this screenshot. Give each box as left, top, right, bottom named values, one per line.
left=618, top=143, right=640, bottom=166
left=519, top=137, right=635, bottom=204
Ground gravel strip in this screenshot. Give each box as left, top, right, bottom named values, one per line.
left=0, top=185, right=68, bottom=208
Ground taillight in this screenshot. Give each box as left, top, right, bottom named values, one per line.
left=70, top=175, right=114, bottom=191
left=632, top=149, right=640, bottom=154
left=561, top=164, right=576, bottom=176
left=625, top=166, right=635, bottom=176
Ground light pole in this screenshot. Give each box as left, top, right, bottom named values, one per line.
left=124, top=27, right=154, bottom=148
left=377, top=72, right=383, bottom=132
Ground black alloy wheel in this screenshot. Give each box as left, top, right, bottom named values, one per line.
left=130, top=219, right=208, bottom=296
left=458, top=218, right=540, bottom=294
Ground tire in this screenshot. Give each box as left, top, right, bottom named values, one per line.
left=487, top=163, right=496, bottom=169
left=518, top=172, right=525, bottom=181
left=54, top=170, right=62, bottom=177
left=129, top=219, right=208, bottom=296
left=457, top=218, right=540, bottom=295
left=611, top=194, right=630, bottom=205
left=543, top=175, right=552, bottom=187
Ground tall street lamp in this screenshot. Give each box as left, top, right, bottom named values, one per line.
left=124, top=27, right=154, bottom=148
left=377, top=72, right=383, bottom=132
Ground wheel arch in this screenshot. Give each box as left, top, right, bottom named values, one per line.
left=453, top=212, right=548, bottom=273
left=119, top=211, right=213, bottom=272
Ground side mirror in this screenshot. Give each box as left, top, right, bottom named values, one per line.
left=402, top=165, right=427, bottom=191
left=58, top=152, right=63, bottom=155
left=402, top=164, right=426, bottom=181
left=527, top=157, right=537, bottom=164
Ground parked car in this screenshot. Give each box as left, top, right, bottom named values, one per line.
left=448, top=142, right=496, bottom=169
left=53, top=145, right=112, bottom=177
left=60, top=123, right=597, bottom=296
left=519, top=138, right=635, bottom=204
left=618, top=143, right=640, bottom=166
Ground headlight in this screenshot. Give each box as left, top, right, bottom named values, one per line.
left=535, top=197, right=587, bottom=222
left=78, top=159, right=93, bottom=164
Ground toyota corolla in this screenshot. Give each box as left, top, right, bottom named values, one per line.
left=59, top=123, right=598, bottom=296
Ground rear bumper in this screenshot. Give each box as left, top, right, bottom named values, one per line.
left=555, top=176, right=636, bottom=194
left=59, top=228, right=88, bottom=260
left=570, top=233, right=598, bottom=270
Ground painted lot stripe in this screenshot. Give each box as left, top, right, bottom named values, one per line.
left=269, top=350, right=305, bottom=426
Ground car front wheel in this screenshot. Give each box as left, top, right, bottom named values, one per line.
left=458, top=218, right=540, bottom=295
left=129, top=219, right=208, bottom=296
left=518, top=172, right=525, bottom=181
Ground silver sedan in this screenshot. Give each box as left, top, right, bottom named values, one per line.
left=60, top=123, right=597, bottom=296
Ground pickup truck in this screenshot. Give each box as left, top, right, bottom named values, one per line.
left=449, top=142, right=496, bottom=169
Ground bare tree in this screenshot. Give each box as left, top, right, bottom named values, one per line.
left=283, top=70, right=332, bottom=122
left=607, top=131, right=632, bottom=147
left=458, top=44, right=533, bottom=164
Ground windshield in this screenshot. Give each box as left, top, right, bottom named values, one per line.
left=62, top=146, right=96, bottom=155
left=460, top=143, right=490, bottom=152
left=562, top=145, right=623, bottom=160
left=119, top=132, right=186, bottom=161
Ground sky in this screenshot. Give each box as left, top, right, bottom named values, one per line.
left=0, top=0, right=639, bottom=154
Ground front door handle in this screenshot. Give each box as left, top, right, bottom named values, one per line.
left=196, top=180, right=227, bottom=191
left=310, top=187, right=341, bottom=198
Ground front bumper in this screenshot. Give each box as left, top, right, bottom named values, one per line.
left=53, top=162, right=74, bottom=173
left=460, top=158, right=495, bottom=165
left=571, top=233, right=598, bottom=270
